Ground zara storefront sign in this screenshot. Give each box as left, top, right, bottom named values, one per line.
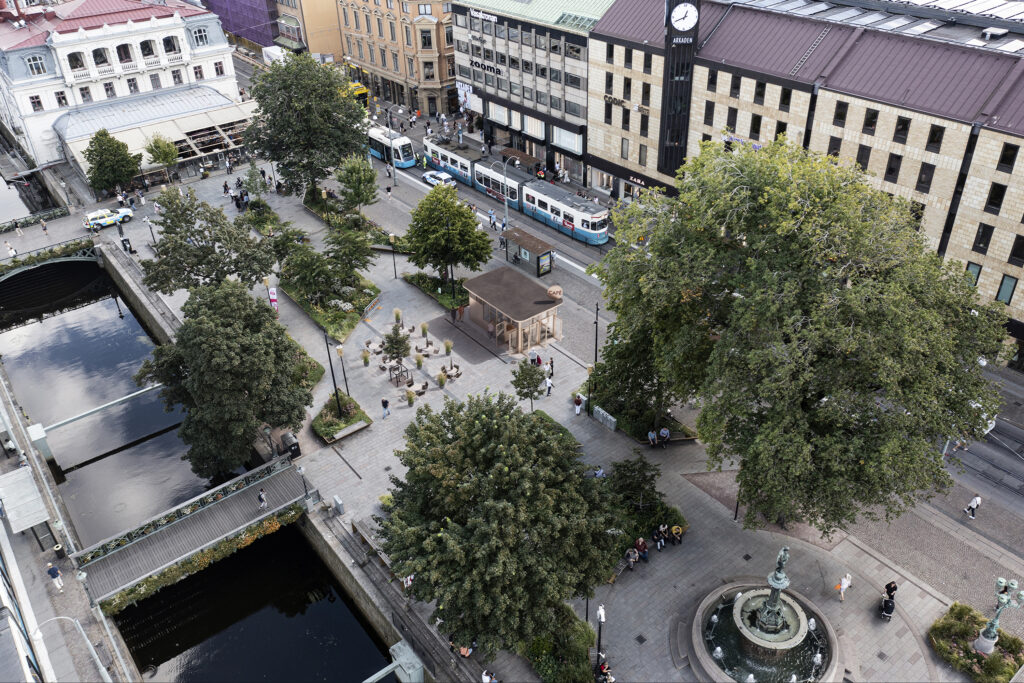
left=470, top=8, right=498, bottom=22
left=470, top=59, right=503, bottom=76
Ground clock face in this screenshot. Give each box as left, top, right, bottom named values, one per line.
left=671, top=2, right=699, bottom=31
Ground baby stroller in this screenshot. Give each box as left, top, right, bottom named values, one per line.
left=879, top=594, right=895, bottom=622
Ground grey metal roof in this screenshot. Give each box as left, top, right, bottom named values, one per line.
left=590, top=0, right=666, bottom=45
left=455, top=0, right=617, bottom=33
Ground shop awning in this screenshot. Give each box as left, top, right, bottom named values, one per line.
left=0, top=467, right=48, bottom=533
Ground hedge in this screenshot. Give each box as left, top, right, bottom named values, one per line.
left=402, top=271, right=469, bottom=310
left=0, top=238, right=92, bottom=276
left=518, top=603, right=595, bottom=683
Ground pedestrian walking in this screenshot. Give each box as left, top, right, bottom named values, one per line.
left=257, top=488, right=268, bottom=510
left=400, top=123, right=406, bottom=133
left=386, top=185, right=392, bottom=200
left=488, top=209, right=495, bottom=229
left=260, top=167, right=267, bottom=180
left=226, top=160, right=233, bottom=175
left=547, top=358, right=554, bottom=377
left=140, top=193, right=146, bottom=206
left=382, top=397, right=391, bottom=419
left=386, top=163, right=392, bottom=178
left=545, top=376, right=554, bottom=396
left=963, top=494, right=981, bottom=519
left=837, top=573, right=852, bottom=601
left=13, top=220, right=22, bottom=236
left=117, top=194, right=125, bottom=208
left=40, top=218, right=47, bottom=236
left=223, top=181, right=230, bottom=196
left=884, top=581, right=898, bottom=600
left=574, top=394, right=583, bottom=415
left=5, top=241, right=17, bottom=258
left=46, top=563, right=64, bottom=593
left=129, top=197, right=136, bottom=210
left=457, top=304, right=465, bottom=321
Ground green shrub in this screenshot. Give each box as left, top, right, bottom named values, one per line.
left=312, top=390, right=371, bottom=442
left=532, top=410, right=578, bottom=445
left=402, top=271, right=469, bottom=309
left=279, top=276, right=379, bottom=342
left=928, top=602, right=1024, bottom=683
left=518, top=604, right=594, bottom=683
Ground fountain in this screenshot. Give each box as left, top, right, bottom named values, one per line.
left=690, top=547, right=840, bottom=682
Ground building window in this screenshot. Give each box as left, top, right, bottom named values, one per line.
left=193, top=27, right=209, bottom=46
left=150, top=74, right=161, bottom=90
left=402, top=2, right=410, bottom=12
left=702, top=133, right=712, bottom=142
left=214, top=61, right=224, bottom=76
left=622, top=108, right=630, bottom=131
left=455, top=39, right=468, bottom=53
left=827, top=135, right=841, bottom=156
left=972, top=223, right=994, bottom=254
left=707, top=69, right=717, bottom=92
left=729, top=74, right=741, bottom=98
left=163, top=36, right=180, bottom=54
left=407, top=57, right=414, bottom=77
left=380, top=47, right=387, bottom=65
left=424, top=61, right=435, bottom=79
left=750, top=114, right=762, bottom=141
left=79, top=86, right=92, bottom=103
left=68, top=52, right=86, bottom=70
left=127, top=77, right=139, bottom=94
left=1010, top=235, right=1024, bottom=267
left=172, top=69, right=182, bottom=85
left=193, top=65, right=204, bottom=81
left=641, top=82, right=650, bottom=107
left=624, top=47, right=633, bottom=69
left=55, top=90, right=68, bottom=107
left=365, top=14, right=371, bottom=34
left=623, top=77, right=631, bottom=100
left=485, top=73, right=495, bottom=87
left=893, top=116, right=911, bottom=144
left=92, top=47, right=110, bottom=66
left=29, top=95, right=42, bottom=112
left=354, top=12, right=361, bottom=30
left=779, top=87, right=790, bottom=112
left=726, top=106, right=737, bottom=131
left=998, top=143, right=1019, bottom=174
left=855, top=144, right=871, bottom=170
left=605, top=43, right=614, bottom=64
left=356, top=42, right=364, bottom=59
left=390, top=21, right=397, bottom=41
left=368, top=49, right=375, bottom=64
left=418, top=3, right=431, bottom=14
left=985, top=183, right=1007, bottom=215
left=997, top=274, right=1018, bottom=305
left=103, top=81, right=116, bottom=98
left=605, top=72, right=613, bottom=95
left=377, top=17, right=384, bottom=37
left=445, top=25, right=453, bottom=45
left=862, top=109, right=878, bottom=135
left=394, top=52, right=401, bottom=72
left=966, top=262, right=982, bottom=286
left=342, top=8, right=349, bottom=26
left=565, top=101, right=581, bottom=117
left=884, top=153, right=902, bottom=183
left=420, top=30, right=432, bottom=49
left=26, top=55, right=46, bottom=76
left=458, top=64, right=471, bottom=78
left=639, top=144, right=647, bottom=167
left=565, top=44, right=582, bottom=60
left=925, top=124, right=944, bottom=153
left=915, top=162, right=935, bottom=194
left=565, top=74, right=582, bottom=89
left=621, top=137, right=629, bottom=159
left=753, top=81, right=765, bottom=105
left=604, top=102, right=612, bottom=124
left=640, top=114, right=649, bottom=137
left=832, top=100, right=848, bottom=127
left=910, top=201, right=924, bottom=228
left=550, top=95, right=561, bottom=110
left=405, top=25, right=411, bottom=46
left=703, top=100, right=715, bottom=126
left=775, top=120, right=787, bottom=138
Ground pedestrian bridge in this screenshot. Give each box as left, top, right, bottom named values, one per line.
left=70, top=457, right=312, bottom=602
left=0, top=238, right=98, bottom=284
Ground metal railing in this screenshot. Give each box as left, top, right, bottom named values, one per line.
left=0, top=206, right=70, bottom=234
left=72, top=456, right=295, bottom=566
left=0, top=236, right=95, bottom=267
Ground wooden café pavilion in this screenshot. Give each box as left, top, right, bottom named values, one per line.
left=461, top=267, right=563, bottom=354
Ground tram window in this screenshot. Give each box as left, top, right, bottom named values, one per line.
left=564, top=213, right=574, bottom=225
left=509, top=189, right=517, bottom=200
left=399, top=143, right=413, bottom=159
left=550, top=207, right=561, bottom=217
left=460, top=163, right=468, bottom=173
left=475, top=171, right=483, bottom=183
left=582, top=219, right=590, bottom=229
left=526, top=194, right=535, bottom=205
left=538, top=200, right=548, bottom=210
left=441, top=154, right=449, bottom=163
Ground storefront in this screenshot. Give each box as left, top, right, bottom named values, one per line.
left=462, top=267, right=563, bottom=354
left=585, top=154, right=675, bottom=199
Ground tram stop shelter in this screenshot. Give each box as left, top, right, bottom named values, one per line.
left=462, top=267, right=563, bottom=354
left=504, top=228, right=554, bottom=277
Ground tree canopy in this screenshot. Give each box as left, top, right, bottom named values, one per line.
left=406, top=184, right=491, bottom=280
left=510, top=358, right=546, bottom=411
left=135, top=281, right=313, bottom=479
left=83, top=129, right=141, bottom=193
left=334, top=154, right=378, bottom=214
left=145, top=134, right=178, bottom=183
left=245, top=53, right=367, bottom=192
left=140, top=188, right=275, bottom=295
left=592, top=139, right=1006, bottom=536
left=378, top=393, right=615, bottom=655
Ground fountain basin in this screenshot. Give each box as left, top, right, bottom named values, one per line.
left=734, top=589, right=808, bottom=657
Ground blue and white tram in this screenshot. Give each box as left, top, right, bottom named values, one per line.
left=472, top=164, right=535, bottom=213
left=367, top=126, right=416, bottom=168
left=522, top=181, right=610, bottom=245
left=422, top=136, right=484, bottom=186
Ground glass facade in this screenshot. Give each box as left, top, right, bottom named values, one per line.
left=204, top=0, right=279, bottom=46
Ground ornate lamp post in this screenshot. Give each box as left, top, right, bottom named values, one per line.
left=974, top=577, right=1024, bottom=653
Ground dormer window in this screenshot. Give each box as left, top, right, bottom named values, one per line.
left=25, top=55, right=45, bottom=75
left=193, top=27, right=209, bottom=46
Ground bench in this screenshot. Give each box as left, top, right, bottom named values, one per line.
left=608, top=556, right=631, bottom=584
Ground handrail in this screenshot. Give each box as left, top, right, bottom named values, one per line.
left=0, top=206, right=70, bottom=234
left=72, top=456, right=294, bottom=565
left=0, top=237, right=94, bottom=266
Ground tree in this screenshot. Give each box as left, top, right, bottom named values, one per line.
left=607, top=454, right=663, bottom=518
left=510, top=358, right=546, bottom=411
left=140, top=189, right=275, bottom=295
left=334, top=154, right=378, bottom=214
left=281, top=243, right=336, bottom=305
left=382, top=323, right=410, bottom=360
left=245, top=53, right=367, bottom=193
left=406, top=184, right=491, bottom=281
left=324, top=218, right=375, bottom=285
left=592, top=139, right=1007, bottom=536
left=134, top=281, right=313, bottom=479
left=378, top=393, right=615, bottom=656
left=83, top=129, right=141, bottom=194
left=243, top=161, right=265, bottom=201
left=144, top=134, right=179, bottom=184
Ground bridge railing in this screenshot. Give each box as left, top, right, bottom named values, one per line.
left=72, top=456, right=295, bottom=566
left=0, top=206, right=70, bottom=235
left=0, top=237, right=95, bottom=268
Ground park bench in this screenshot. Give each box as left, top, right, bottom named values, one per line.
left=608, top=555, right=631, bottom=584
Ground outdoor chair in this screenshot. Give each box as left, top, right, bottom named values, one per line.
left=406, top=378, right=415, bottom=387
left=378, top=363, right=388, bottom=371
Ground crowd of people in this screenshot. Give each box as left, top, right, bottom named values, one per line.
left=624, top=523, right=685, bottom=570
left=646, top=426, right=672, bottom=448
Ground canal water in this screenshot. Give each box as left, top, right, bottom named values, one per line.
left=0, top=262, right=391, bottom=681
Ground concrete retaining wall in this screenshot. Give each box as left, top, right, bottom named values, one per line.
left=96, top=244, right=179, bottom=344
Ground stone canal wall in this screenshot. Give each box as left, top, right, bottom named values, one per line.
left=96, top=243, right=179, bottom=344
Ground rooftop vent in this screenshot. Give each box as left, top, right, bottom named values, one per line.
left=982, top=26, right=1009, bottom=39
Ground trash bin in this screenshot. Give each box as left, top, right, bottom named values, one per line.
left=280, top=432, right=300, bottom=457
left=53, top=544, right=66, bottom=560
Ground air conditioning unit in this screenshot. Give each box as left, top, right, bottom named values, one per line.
left=983, top=26, right=1008, bottom=41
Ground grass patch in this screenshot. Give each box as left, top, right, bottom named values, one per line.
left=100, top=503, right=304, bottom=615
left=517, top=603, right=594, bottom=683
left=292, top=343, right=325, bottom=391
left=280, top=275, right=379, bottom=341
left=312, top=390, right=372, bottom=443
left=928, top=602, right=1024, bottom=683
left=402, top=271, right=469, bottom=310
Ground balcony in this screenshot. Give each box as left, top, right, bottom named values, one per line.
left=166, top=53, right=184, bottom=64
left=119, top=61, right=139, bottom=73
left=97, top=65, right=115, bottom=76
left=71, top=69, right=91, bottom=82
left=144, top=56, right=162, bottom=68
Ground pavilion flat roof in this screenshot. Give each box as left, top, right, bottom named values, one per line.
left=463, top=267, right=561, bottom=322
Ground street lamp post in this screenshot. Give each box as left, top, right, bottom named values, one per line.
left=33, top=616, right=112, bottom=683
left=59, top=179, right=71, bottom=208
left=586, top=364, right=594, bottom=417
left=324, top=330, right=344, bottom=417
left=374, top=104, right=405, bottom=186
left=974, top=577, right=1024, bottom=653
left=489, top=158, right=520, bottom=261
left=336, top=344, right=350, bottom=395
left=595, top=604, right=606, bottom=673
left=389, top=233, right=398, bottom=278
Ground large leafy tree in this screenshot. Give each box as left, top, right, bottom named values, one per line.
left=135, top=281, right=313, bottom=479
left=334, top=154, right=378, bottom=214
left=510, top=358, right=545, bottom=411
left=324, top=213, right=376, bottom=281
left=593, top=139, right=1007, bottom=536
left=83, top=129, right=141, bottom=193
left=144, top=134, right=178, bottom=184
left=406, top=184, right=491, bottom=281
left=379, top=393, right=615, bottom=656
left=245, top=53, right=367, bottom=192
left=140, top=189, right=274, bottom=295
left=281, top=243, right=336, bottom=305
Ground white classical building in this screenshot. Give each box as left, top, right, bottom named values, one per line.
left=0, top=0, right=255, bottom=178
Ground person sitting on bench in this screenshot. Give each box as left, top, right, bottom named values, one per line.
left=670, top=525, right=684, bottom=545
left=634, top=537, right=649, bottom=563
left=647, top=429, right=658, bottom=448
left=658, top=426, right=670, bottom=448
left=625, top=547, right=639, bottom=570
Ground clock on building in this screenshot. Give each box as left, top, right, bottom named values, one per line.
left=670, top=3, right=699, bottom=32
left=658, top=0, right=701, bottom=175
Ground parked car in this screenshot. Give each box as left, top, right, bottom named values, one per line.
left=84, top=207, right=133, bottom=230
left=422, top=170, right=457, bottom=188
